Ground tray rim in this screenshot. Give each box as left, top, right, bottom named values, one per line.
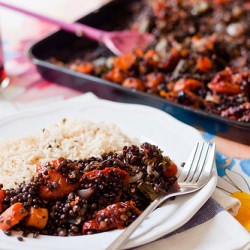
left=28, top=51, right=250, bottom=130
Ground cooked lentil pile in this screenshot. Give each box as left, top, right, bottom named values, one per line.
left=0, top=143, right=178, bottom=237
left=53, top=0, right=250, bottom=122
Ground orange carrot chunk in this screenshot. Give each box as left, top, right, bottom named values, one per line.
left=113, top=53, right=136, bottom=71
left=39, top=170, right=78, bottom=200
left=0, top=202, right=28, bottom=231
left=104, top=68, right=124, bottom=83
left=122, top=77, right=145, bottom=91
left=197, top=56, right=212, bottom=73
left=24, top=207, right=48, bottom=230
left=37, top=160, right=78, bottom=200
left=75, top=63, right=94, bottom=74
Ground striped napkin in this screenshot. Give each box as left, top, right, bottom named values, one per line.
left=134, top=196, right=249, bottom=250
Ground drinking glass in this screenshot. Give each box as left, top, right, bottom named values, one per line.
left=0, top=31, right=9, bottom=88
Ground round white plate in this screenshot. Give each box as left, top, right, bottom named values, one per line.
left=0, top=98, right=217, bottom=250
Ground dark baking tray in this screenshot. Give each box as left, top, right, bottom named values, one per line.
left=28, top=0, right=250, bottom=145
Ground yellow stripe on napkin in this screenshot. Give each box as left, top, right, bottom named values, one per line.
left=231, top=192, right=250, bottom=232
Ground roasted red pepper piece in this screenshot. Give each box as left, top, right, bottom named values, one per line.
left=37, top=159, right=78, bottom=200
left=82, top=201, right=141, bottom=233
left=158, top=48, right=180, bottom=71
left=174, top=78, right=204, bottom=92
left=164, top=161, right=178, bottom=178
left=145, top=72, right=165, bottom=90
left=208, top=67, right=248, bottom=95
left=208, top=79, right=241, bottom=95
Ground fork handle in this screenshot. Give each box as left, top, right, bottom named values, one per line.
left=106, top=193, right=176, bottom=250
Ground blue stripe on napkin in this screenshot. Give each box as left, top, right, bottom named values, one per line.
left=163, top=198, right=224, bottom=238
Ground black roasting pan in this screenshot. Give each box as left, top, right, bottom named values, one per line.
left=28, top=0, right=250, bottom=145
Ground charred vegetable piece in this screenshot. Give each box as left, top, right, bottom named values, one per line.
left=82, top=201, right=141, bottom=233
left=24, top=207, right=48, bottom=230
left=138, top=182, right=166, bottom=201
left=0, top=202, right=28, bottom=231
left=163, top=160, right=178, bottom=178
left=158, top=48, right=180, bottom=71
left=0, top=190, right=6, bottom=213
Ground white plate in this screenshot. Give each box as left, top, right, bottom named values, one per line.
left=0, top=98, right=217, bottom=250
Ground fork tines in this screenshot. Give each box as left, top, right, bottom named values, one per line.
left=178, top=142, right=215, bottom=185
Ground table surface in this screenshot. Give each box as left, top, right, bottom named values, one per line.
left=0, top=0, right=249, bottom=243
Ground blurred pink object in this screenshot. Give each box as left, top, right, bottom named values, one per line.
left=0, top=1, right=154, bottom=56
left=0, top=29, right=9, bottom=88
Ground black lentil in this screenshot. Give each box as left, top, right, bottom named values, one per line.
left=17, top=236, right=24, bottom=242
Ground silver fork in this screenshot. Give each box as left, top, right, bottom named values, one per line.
left=106, top=141, right=216, bottom=250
